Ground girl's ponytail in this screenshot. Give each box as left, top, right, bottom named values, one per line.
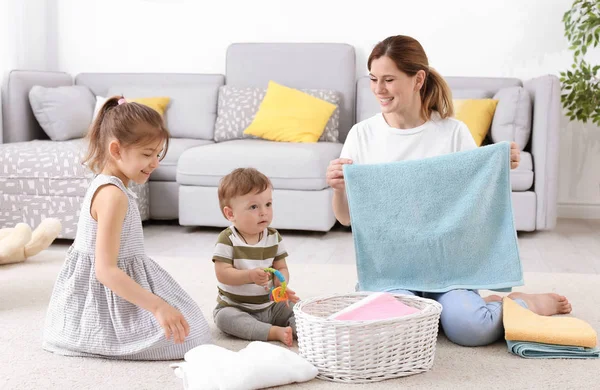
left=82, top=96, right=120, bottom=173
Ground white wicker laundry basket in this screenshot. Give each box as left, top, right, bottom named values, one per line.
left=293, top=292, right=442, bottom=383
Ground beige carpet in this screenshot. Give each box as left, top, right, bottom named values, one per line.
left=1, top=250, right=599, bottom=390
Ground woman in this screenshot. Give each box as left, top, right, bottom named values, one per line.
left=327, top=35, right=571, bottom=347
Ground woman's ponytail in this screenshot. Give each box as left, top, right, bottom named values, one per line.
left=421, top=68, right=454, bottom=120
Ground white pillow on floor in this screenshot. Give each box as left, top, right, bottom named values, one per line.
left=170, top=341, right=318, bottom=390
left=92, top=96, right=108, bottom=121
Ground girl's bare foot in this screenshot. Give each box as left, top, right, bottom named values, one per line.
left=483, top=294, right=502, bottom=303
left=268, top=326, right=293, bottom=347
left=508, top=292, right=572, bottom=316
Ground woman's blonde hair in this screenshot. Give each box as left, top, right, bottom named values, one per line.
left=368, top=35, right=454, bottom=120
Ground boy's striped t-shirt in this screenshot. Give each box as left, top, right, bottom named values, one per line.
left=212, top=226, right=288, bottom=311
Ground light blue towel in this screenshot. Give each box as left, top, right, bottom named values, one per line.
left=344, top=142, right=524, bottom=293
left=507, top=340, right=600, bottom=359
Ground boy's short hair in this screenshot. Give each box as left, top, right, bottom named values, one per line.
left=218, top=168, right=272, bottom=217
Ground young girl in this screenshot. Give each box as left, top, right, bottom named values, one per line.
left=43, top=96, right=211, bottom=360
left=326, top=35, right=572, bottom=347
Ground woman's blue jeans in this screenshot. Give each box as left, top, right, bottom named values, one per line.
left=389, top=288, right=527, bottom=347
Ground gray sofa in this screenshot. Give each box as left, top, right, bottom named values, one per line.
left=0, top=43, right=559, bottom=238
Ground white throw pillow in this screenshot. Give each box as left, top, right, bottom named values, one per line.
left=170, top=341, right=318, bottom=390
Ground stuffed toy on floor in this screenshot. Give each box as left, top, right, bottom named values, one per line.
left=0, top=218, right=62, bottom=265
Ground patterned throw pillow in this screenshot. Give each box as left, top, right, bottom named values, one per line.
left=213, top=86, right=340, bottom=142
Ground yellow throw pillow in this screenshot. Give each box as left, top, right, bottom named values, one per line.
left=453, top=99, right=499, bottom=146
left=243, top=81, right=337, bottom=143
left=129, top=97, right=170, bottom=116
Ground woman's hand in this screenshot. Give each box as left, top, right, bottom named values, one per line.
left=326, top=158, right=353, bottom=191
left=510, top=142, right=520, bottom=169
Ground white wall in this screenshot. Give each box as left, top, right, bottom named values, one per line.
left=55, top=0, right=600, bottom=217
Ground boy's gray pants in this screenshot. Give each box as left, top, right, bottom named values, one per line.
left=213, top=302, right=296, bottom=341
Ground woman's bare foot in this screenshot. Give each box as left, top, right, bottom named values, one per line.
left=508, top=292, right=572, bottom=316
left=268, top=326, right=293, bottom=347
left=483, top=294, right=502, bottom=303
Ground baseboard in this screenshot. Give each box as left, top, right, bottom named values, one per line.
left=558, top=202, right=600, bottom=219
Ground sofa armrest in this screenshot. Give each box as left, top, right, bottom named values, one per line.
left=1, top=70, right=72, bottom=144
left=523, top=75, right=561, bottom=230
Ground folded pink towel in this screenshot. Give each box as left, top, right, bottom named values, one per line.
left=329, top=292, right=420, bottom=321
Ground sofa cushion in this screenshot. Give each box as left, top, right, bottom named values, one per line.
left=491, top=87, right=532, bottom=151
left=128, top=97, right=170, bottom=116
left=177, top=139, right=343, bottom=190
left=106, top=85, right=220, bottom=140
left=511, top=151, right=533, bottom=191
left=243, top=81, right=338, bottom=143
left=0, top=139, right=92, bottom=196
left=28, top=85, right=96, bottom=141
left=214, top=85, right=341, bottom=143
left=151, top=138, right=214, bottom=182
left=453, top=99, right=499, bottom=146
left=0, top=139, right=148, bottom=212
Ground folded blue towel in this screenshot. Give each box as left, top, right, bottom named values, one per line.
left=344, top=142, right=524, bottom=293
left=507, top=340, right=600, bottom=359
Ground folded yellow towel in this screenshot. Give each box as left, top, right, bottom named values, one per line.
left=503, top=297, right=597, bottom=348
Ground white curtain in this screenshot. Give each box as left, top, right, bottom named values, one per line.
left=0, top=0, right=57, bottom=142
left=0, top=1, right=17, bottom=73
left=0, top=1, right=16, bottom=142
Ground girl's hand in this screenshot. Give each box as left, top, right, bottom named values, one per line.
left=510, top=142, right=520, bottom=169
left=153, top=301, right=190, bottom=344
left=327, top=158, right=353, bottom=191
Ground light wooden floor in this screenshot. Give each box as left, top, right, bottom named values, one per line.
left=49, top=218, right=600, bottom=274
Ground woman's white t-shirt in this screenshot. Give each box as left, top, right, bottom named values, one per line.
left=340, top=112, right=477, bottom=164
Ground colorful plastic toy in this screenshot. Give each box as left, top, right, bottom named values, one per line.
left=264, top=267, right=289, bottom=303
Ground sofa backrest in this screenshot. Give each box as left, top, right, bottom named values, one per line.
left=446, top=76, right=523, bottom=96
left=356, top=75, right=524, bottom=122
left=225, top=43, right=356, bottom=142
left=75, top=73, right=225, bottom=140
left=1, top=70, right=72, bottom=143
